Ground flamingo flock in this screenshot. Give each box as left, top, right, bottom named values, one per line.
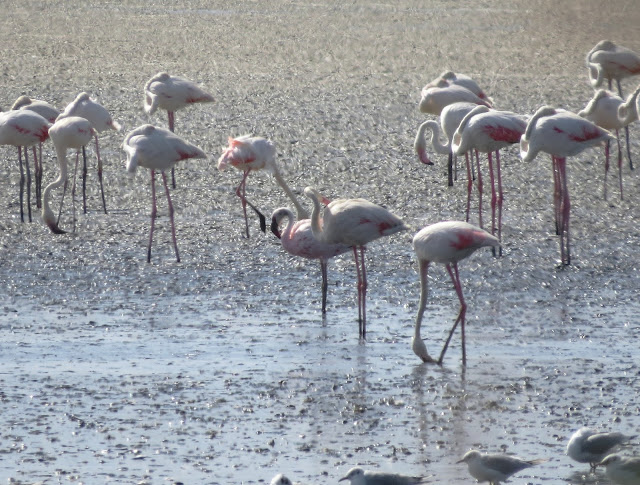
left=1, top=39, right=639, bottom=367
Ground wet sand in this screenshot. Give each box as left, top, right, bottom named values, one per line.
left=1, top=1, right=640, bottom=484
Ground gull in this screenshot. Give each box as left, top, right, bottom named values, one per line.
left=338, top=466, right=428, bottom=485
left=599, top=454, right=640, bottom=485
left=270, top=474, right=294, bottom=485
left=457, top=450, right=546, bottom=485
left=567, top=427, right=636, bottom=471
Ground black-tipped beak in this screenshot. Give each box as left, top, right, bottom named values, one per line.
left=244, top=199, right=266, bottom=233
left=270, top=218, right=281, bottom=239
left=46, top=221, right=66, bottom=235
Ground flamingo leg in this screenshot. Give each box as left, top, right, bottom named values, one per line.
left=95, top=135, right=108, bottom=214
left=475, top=149, right=483, bottom=228
left=360, top=246, right=367, bottom=338
left=24, top=147, right=32, bottom=223
left=162, top=171, right=180, bottom=263
left=17, top=147, right=25, bottom=223
left=447, top=151, right=453, bottom=187
left=559, top=157, right=571, bottom=266
left=147, top=170, right=157, bottom=263
left=412, top=260, right=435, bottom=363
left=235, top=169, right=251, bottom=238
left=36, top=144, right=43, bottom=209
left=31, top=146, right=40, bottom=210
left=495, top=150, right=503, bottom=256
left=603, top=140, right=610, bottom=200
left=82, top=145, right=88, bottom=214
left=487, top=151, right=497, bottom=242
left=552, top=156, right=561, bottom=236
left=438, top=263, right=467, bottom=366
left=465, top=152, right=472, bottom=223
left=320, top=258, right=328, bottom=314
left=615, top=129, right=623, bottom=199
left=615, top=79, right=634, bottom=170
left=353, top=246, right=363, bottom=337
left=168, top=111, right=177, bottom=188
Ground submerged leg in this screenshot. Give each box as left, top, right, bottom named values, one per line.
left=438, top=263, right=467, bottom=366
left=412, top=259, right=435, bottom=363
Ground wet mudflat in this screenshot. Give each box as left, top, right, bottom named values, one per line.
left=1, top=1, right=640, bottom=484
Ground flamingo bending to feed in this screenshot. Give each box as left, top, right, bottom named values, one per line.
left=578, top=87, right=640, bottom=199
left=123, top=124, right=207, bottom=263
left=144, top=72, right=214, bottom=188
left=42, top=116, right=94, bottom=234
left=423, top=71, right=492, bottom=103
left=520, top=106, right=614, bottom=266
left=414, top=101, right=478, bottom=188
left=451, top=105, right=528, bottom=253
left=0, top=110, right=50, bottom=223
left=218, top=135, right=308, bottom=238
left=304, top=186, right=407, bottom=338
left=58, top=92, right=121, bottom=214
left=587, top=40, right=640, bottom=170
left=412, top=221, right=499, bottom=366
left=271, top=207, right=351, bottom=314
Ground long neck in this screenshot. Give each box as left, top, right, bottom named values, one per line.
left=42, top=144, right=68, bottom=233
left=619, top=86, right=640, bottom=124
left=306, top=189, right=323, bottom=240
left=272, top=165, right=309, bottom=219
left=425, top=120, right=450, bottom=153
left=414, top=260, right=429, bottom=341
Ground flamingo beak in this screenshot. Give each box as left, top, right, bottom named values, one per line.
left=270, top=218, right=281, bottom=239
left=244, top=198, right=266, bottom=233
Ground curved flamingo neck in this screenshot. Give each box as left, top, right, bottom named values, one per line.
left=619, top=85, right=640, bottom=124
left=418, top=120, right=449, bottom=154
left=272, top=165, right=308, bottom=219
left=42, top=144, right=69, bottom=233
left=305, top=188, right=324, bottom=241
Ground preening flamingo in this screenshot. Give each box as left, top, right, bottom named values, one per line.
left=58, top=92, right=121, bottom=213
left=578, top=87, right=640, bottom=199
left=412, top=221, right=498, bottom=366
left=418, top=84, right=491, bottom=116
left=218, top=135, right=308, bottom=238
left=271, top=207, right=351, bottom=313
left=587, top=40, right=640, bottom=170
left=304, top=186, right=407, bottom=338
left=144, top=72, right=214, bottom=188
left=423, top=71, right=492, bottom=103
left=0, top=110, right=50, bottom=223
left=123, top=124, right=207, bottom=263
left=414, top=101, right=478, bottom=187
left=42, top=116, right=94, bottom=234
left=451, top=105, right=528, bottom=253
left=567, top=427, right=635, bottom=472
left=520, top=106, right=614, bottom=266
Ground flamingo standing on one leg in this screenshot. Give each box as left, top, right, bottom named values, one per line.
left=123, top=124, right=207, bottom=263
left=57, top=92, right=121, bottom=213
left=144, top=72, right=214, bottom=188
left=270, top=207, right=351, bottom=313
left=451, top=105, right=528, bottom=253
left=414, top=101, right=478, bottom=189
left=587, top=40, right=640, bottom=170
left=11, top=96, right=60, bottom=208
left=520, top=106, right=614, bottom=266
left=218, top=135, right=308, bottom=238
left=578, top=87, right=640, bottom=199
left=412, top=221, right=499, bottom=366
left=42, top=116, right=95, bottom=234
left=304, top=186, right=407, bottom=338
left=0, top=110, right=50, bottom=223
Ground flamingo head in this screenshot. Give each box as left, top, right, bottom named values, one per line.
left=270, top=217, right=282, bottom=239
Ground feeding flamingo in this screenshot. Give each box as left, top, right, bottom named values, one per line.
left=578, top=87, right=640, bottom=199
left=412, top=221, right=499, bottom=366
left=0, top=110, right=50, bottom=223
left=144, top=72, right=214, bottom=188
left=123, top=124, right=207, bottom=263
left=414, top=101, right=478, bottom=188
left=270, top=207, right=351, bottom=314
left=218, top=135, right=308, bottom=238
left=58, top=92, right=121, bottom=213
left=423, top=71, right=492, bottom=103
left=42, top=116, right=94, bottom=234
left=587, top=40, right=640, bottom=170
left=520, top=106, right=614, bottom=266
left=304, top=186, right=407, bottom=338
left=451, top=105, right=528, bottom=253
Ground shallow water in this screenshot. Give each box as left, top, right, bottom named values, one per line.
left=1, top=0, right=640, bottom=484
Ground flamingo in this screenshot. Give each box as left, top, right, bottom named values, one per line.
left=578, top=87, right=640, bottom=199
left=567, top=427, right=636, bottom=472
left=423, top=70, right=492, bottom=102
left=520, top=106, right=614, bottom=266
left=412, top=221, right=499, bottom=366
left=57, top=92, right=121, bottom=214
left=144, top=72, right=214, bottom=188
left=451, top=105, right=528, bottom=253
left=123, top=124, right=207, bottom=263
left=587, top=40, right=640, bottom=170
left=600, top=455, right=640, bottom=485
left=218, top=135, right=308, bottom=238
left=418, top=84, right=491, bottom=116
left=457, top=450, right=546, bottom=485
left=42, top=116, right=94, bottom=234
left=11, top=96, right=60, bottom=208
left=414, top=101, right=478, bottom=188
left=304, top=186, right=407, bottom=338
left=270, top=207, right=351, bottom=314
left=0, top=110, right=50, bottom=223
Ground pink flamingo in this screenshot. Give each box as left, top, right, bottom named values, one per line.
left=123, top=124, right=207, bottom=263
left=414, top=101, right=478, bottom=187
left=11, top=96, right=60, bottom=207
left=144, top=72, right=214, bottom=188
left=451, top=105, right=528, bottom=254
left=57, top=92, right=121, bottom=213
left=412, top=221, right=499, bottom=366
left=0, top=110, right=50, bottom=223
left=42, top=116, right=95, bottom=234
left=270, top=207, right=351, bottom=313
left=587, top=40, right=640, bottom=170
left=520, top=106, right=614, bottom=266
left=578, top=87, right=640, bottom=199
left=423, top=71, right=492, bottom=103
left=304, top=186, right=407, bottom=338
left=419, top=84, right=491, bottom=116
left=218, top=135, right=308, bottom=238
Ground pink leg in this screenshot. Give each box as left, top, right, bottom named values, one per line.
left=438, top=263, right=467, bottom=366
left=552, top=156, right=561, bottom=236
left=495, top=150, right=503, bottom=256
left=162, top=171, right=180, bottom=263
left=465, top=152, right=472, bottom=222
left=147, top=170, right=157, bottom=263
left=32, top=146, right=41, bottom=209
left=82, top=145, right=88, bottom=214
left=475, top=150, right=483, bottom=228
left=37, top=144, right=43, bottom=209
left=236, top=170, right=251, bottom=238
left=95, top=135, right=108, bottom=213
